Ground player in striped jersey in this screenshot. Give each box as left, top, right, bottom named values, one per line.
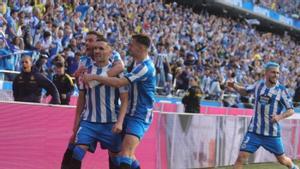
left=75, top=31, right=124, bottom=80
left=228, top=62, right=298, bottom=169
left=83, top=34, right=155, bottom=169
left=61, top=39, right=128, bottom=169
left=61, top=31, right=125, bottom=169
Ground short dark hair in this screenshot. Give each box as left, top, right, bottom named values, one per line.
left=132, top=34, right=151, bottom=49
left=55, top=61, right=64, bottom=68
left=96, top=35, right=107, bottom=42
left=87, top=31, right=104, bottom=40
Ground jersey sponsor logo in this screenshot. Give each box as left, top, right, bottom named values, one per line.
left=259, top=94, right=271, bottom=105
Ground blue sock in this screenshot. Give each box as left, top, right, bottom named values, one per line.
left=131, top=160, right=140, bottom=169
left=112, top=156, right=120, bottom=166
left=72, top=146, right=86, bottom=161
left=68, top=143, right=75, bottom=150
left=118, top=156, right=133, bottom=166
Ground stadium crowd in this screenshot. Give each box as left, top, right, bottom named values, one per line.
left=250, top=0, right=300, bottom=19
left=0, top=0, right=299, bottom=107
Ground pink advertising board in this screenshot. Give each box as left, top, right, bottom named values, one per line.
left=0, top=102, right=166, bottom=169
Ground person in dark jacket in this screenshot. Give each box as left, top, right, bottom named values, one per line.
left=182, top=85, right=202, bottom=113
left=12, top=56, right=61, bottom=104
left=52, top=61, right=74, bottom=105
left=293, top=80, right=300, bottom=107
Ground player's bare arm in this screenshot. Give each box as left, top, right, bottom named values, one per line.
left=83, top=74, right=130, bottom=88
left=227, top=81, right=249, bottom=96
left=271, top=108, right=295, bottom=123
left=70, top=91, right=86, bottom=143
left=112, top=91, right=128, bottom=134
left=107, top=60, right=125, bottom=77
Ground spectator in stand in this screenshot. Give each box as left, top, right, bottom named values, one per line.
left=35, top=53, right=49, bottom=76
left=182, top=85, right=202, bottom=113
left=52, top=61, right=74, bottom=105
left=0, top=0, right=298, bottom=105
left=0, top=36, right=10, bottom=70
left=12, top=56, right=60, bottom=104
left=293, top=77, right=300, bottom=107
left=5, top=9, right=19, bottom=39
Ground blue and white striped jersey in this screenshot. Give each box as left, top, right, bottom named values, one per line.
left=79, top=50, right=121, bottom=68
left=246, top=80, right=294, bottom=136
left=124, top=57, right=156, bottom=124
left=80, top=63, right=127, bottom=123
left=78, top=51, right=122, bottom=89
left=111, top=50, right=122, bottom=63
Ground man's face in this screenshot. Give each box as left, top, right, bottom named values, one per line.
left=22, top=57, right=32, bottom=72
left=85, top=34, right=97, bottom=57
left=85, top=34, right=97, bottom=54
left=93, top=41, right=111, bottom=63
left=128, top=39, right=142, bottom=58
left=266, top=67, right=280, bottom=85
left=55, top=66, right=64, bottom=75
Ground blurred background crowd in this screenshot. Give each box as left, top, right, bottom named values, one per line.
left=0, top=0, right=299, bottom=108
left=250, top=0, right=300, bottom=19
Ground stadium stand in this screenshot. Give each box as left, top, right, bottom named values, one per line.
left=0, top=0, right=299, bottom=108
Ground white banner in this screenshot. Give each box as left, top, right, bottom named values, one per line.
left=158, top=113, right=300, bottom=168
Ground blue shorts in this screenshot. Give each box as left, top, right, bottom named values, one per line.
left=240, top=132, right=284, bottom=156
left=75, top=121, right=122, bottom=153
left=122, top=116, right=150, bottom=140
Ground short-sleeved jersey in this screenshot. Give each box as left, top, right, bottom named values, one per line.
left=78, top=51, right=122, bottom=89
left=79, top=50, right=121, bottom=68
left=246, top=80, right=294, bottom=136
left=80, top=63, right=127, bottom=123
left=124, top=57, right=156, bottom=124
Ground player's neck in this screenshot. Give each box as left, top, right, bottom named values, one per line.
left=265, top=79, right=276, bottom=88
left=23, top=67, right=31, bottom=73
left=96, top=61, right=109, bottom=68
left=134, top=52, right=148, bottom=63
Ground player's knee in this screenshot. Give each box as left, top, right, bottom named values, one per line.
left=72, top=145, right=87, bottom=161
left=120, top=144, right=135, bottom=157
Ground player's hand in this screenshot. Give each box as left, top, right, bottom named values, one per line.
left=227, top=81, right=235, bottom=89
left=112, top=122, right=123, bottom=134
left=271, top=114, right=282, bottom=123
left=74, top=65, right=87, bottom=78
left=82, top=74, right=97, bottom=83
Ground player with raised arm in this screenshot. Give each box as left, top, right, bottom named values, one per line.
left=227, top=62, right=298, bottom=169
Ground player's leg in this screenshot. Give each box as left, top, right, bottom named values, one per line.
left=111, top=140, right=140, bottom=169
left=108, top=151, right=119, bottom=169
left=115, top=117, right=149, bottom=169
left=118, top=134, right=140, bottom=169
left=234, top=151, right=251, bottom=169
left=65, top=121, right=97, bottom=169
left=61, top=143, right=75, bottom=169
left=69, top=144, right=88, bottom=169
left=96, top=123, right=123, bottom=169
left=261, top=135, right=298, bottom=169
left=234, top=132, right=261, bottom=169
left=131, top=155, right=141, bottom=169
left=276, top=155, right=299, bottom=169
